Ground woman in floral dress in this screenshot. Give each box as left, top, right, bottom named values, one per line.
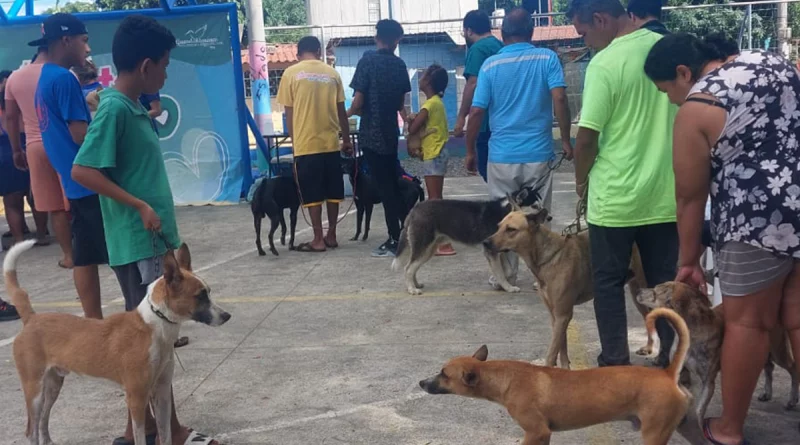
left=644, top=33, right=800, bottom=445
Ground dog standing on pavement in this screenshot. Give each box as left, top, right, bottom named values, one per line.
left=420, top=309, right=690, bottom=445
left=340, top=156, right=425, bottom=241
left=635, top=281, right=798, bottom=441
left=392, top=187, right=541, bottom=296
left=252, top=176, right=300, bottom=256
left=483, top=208, right=653, bottom=369
left=5, top=240, right=231, bottom=445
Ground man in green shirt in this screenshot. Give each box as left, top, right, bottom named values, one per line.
left=456, top=9, right=503, bottom=181
left=72, top=14, right=222, bottom=445
left=567, top=0, right=678, bottom=368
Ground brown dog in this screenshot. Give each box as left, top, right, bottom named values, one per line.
left=635, top=281, right=799, bottom=421
left=5, top=240, right=231, bottom=445
left=404, top=113, right=436, bottom=159
left=419, top=308, right=691, bottom=445
left=483, top=208, right=655, bottom=368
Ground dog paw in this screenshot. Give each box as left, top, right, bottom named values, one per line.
left=407, top=287, right=423, bottom=295
left=258, top=250, right=267, bottom=256
left=786, top=400, right=798, bottom=411
left=758, top=393, right=772, bottom=402
left=271, top=249, right=280, bottom=256
left=350, top=235, right=360, bottom=241
left=362, top=235, right=369, bottom=241
left=281, top=238, right=286, bottom=246
left=635, top=346, right=653, bottom=356
left=504, top=286, right=521, bottom=293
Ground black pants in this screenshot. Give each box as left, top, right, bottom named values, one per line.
left=363, top=149, right=407, bottom=241
left=588, top=222, right=678, bottom=366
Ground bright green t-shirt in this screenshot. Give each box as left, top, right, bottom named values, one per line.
left=579, top=29, right=678, bottom=227
left=420, top=95, right=449, bottom=160
left=464, top=36, right=503, bottom=134
left=73, top=88, right=180, bottom=267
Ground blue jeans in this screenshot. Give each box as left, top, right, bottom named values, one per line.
left=477, top=131, right=490, bottom=182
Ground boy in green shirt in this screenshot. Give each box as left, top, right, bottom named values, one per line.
left=72, top=14, right=222, bottom=445
left=567, top=0, right=677, bottom=368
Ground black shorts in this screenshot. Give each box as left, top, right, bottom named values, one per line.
left=294, top=151, right=344, bottom=208
left=69, top=195, right=109, bottom=267
left=112, top=261, right=148, bottom=311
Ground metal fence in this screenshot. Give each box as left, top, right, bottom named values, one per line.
left=258, top=0, right=800, bottom=131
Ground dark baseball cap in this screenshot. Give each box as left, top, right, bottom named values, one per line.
left=28, top=13, right=88, bottom=47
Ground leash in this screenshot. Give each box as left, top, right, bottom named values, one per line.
left=150, top=230, right=186, bottom=372
left=562, top=182, right=588, bottom=237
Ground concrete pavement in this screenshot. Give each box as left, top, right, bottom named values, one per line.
left=0, top=174, right=797, bottom=444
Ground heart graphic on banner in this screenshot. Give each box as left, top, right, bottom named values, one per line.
left=164, top=129, right=230, bottom=205
left=155, top=110, right=169, bottom=126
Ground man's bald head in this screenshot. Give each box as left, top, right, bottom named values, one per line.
left=501, top=7, right=534, bottom=44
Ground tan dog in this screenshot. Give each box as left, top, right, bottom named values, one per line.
left=419, top=308, right=691, bottom=445
left=635, top=281, right=798, bottom=425
left=5, top=240, right=231, bottom=445
left=483, top=208, right=654, bottom=368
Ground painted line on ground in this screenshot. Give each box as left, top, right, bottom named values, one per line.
left=217, top=392, right=429, bottom=439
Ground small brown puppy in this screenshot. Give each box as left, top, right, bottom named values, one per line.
left=635, top=281, right=799, bottom=417
left=419, top=308, right=691, bottom=445
left=483, top=208, right=655, bottom=368
left=404, top=114, right=436, bottom=159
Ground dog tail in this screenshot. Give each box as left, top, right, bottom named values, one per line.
left=646, top=307, right=690, bottom=384
left=3, top=240, right=37, bottom=324
left=392, top=227, right=409, bottom=271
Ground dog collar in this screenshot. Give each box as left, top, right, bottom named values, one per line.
left=148, top=297, right=178, bottom=325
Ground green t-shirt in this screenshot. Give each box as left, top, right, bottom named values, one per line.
left=579, top=29, right=678, bottom=227
left=464, top=36, right=503, bottom=134
left=74, top=88, right=180, bottom=267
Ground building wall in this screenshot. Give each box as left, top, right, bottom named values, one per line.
left=306, top=0, right=478, bottom=26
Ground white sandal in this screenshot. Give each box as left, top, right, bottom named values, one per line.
left=184, top=430, right=218, bottom=445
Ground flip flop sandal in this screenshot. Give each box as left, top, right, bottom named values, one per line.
left=58, top=260, right=73, bottom=269
left=174, top=336, right=189, bottom=348
left=112, top=433, right=157, bottom=445
left=324, top=240, right=339, bottom=249
left=184, top=430, right=221, bottom=445
left=295, top=242, right=326, bottom=253
left=703, top=418, right=750, bottom=445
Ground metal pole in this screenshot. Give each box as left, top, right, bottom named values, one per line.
left=388, top=0, right=393, bottom=19
left=321, top=26, right=327, bottom=64
left=246, top=0, right=275, bottom=136
left=778, top=1, right=791, bottom=57
left=748, top=5, right=753, bottom=49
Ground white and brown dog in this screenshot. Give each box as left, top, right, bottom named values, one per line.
left=4, top=240, right=231, bottom=445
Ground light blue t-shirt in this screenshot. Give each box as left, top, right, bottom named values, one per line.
left=35, top=63, right=94, bottom=199
left=472, top=43, right=566, bottom=164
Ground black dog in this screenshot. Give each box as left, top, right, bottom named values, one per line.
left=251, top=176, right=300, bottom=256
left=341, top=156, right=425, bottom=241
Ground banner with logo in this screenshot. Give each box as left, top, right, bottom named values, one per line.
left=0, top=10, right=245, bottom=205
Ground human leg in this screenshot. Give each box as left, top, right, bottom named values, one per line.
left=364, top=150, right=403, bottom=256
left=26, top=142, right=71, bottom=265
left=3, top=192, right=27, bottom=244
left=295, top=154, right=328, bottom=252
left=69, top=195, right=108, bottom=319
left=323, top=152, right=344, bottom=248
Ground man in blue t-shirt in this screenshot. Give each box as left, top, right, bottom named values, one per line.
left=466, top=8, right=572, bottom=290
left=33, top=13, right=108, bottom=319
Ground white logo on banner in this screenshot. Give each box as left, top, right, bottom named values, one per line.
left=176, top=24, right=221, bottom=49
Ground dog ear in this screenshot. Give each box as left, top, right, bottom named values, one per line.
left=176, top=243, right=192, bottom=271
left=525, top=207, right=549, bottom=225
left=461, top=370, right=479, bottom=387
left=473, top=345, right=488, bottom=361
left=506, top=194, right=522, bottom=212
left=163, top=250, right=183, bottom=285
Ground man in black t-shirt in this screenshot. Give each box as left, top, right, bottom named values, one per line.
left=627, top=0, right=670, bottom=35
left=348, top=19, right=412, bottom=257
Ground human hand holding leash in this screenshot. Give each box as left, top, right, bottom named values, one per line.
left=341, top=140, right=354, bottom=156
left=675, top=264, right=707, bottom=293
left=138, top=202, right=162, bottom=232
left=562, top=140, right=574, bottom=161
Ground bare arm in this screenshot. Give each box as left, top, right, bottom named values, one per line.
left=6, top=99, right=24, bottom=155
left=673, top=104, right=714, bottom=268
left=147, top=99, right=163, bottom=119
left=551, top=88, right=571, bottom=143
left=337, top=102, right=350, bottom=140
left=68, top=121, right=88, bottom=145
left=408, top=108, right=429, bottom=135
left=458, top=77, right=478, bottom=120
left=72, top=165, right=146, bottom=211
left=347, top=91, right=364, bottom=117
left=574, top=127, right=599, bottom=195
left=398, top=93, right=409, bottom=122
left=466, top=106, right=485, bottom=168
left=284, top=106, right=293, bottom=140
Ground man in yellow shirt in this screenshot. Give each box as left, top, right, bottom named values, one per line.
left=277, top=36, right=353, bottom=252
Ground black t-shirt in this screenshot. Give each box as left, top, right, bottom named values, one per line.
left=642, top=20, right=669, bottom=35
left=350, top=48, right=412, bottom=155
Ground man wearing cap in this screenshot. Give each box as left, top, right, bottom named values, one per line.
left=32, top=13, right=108, bottom=319
left=4, top=44, right=74, bottom=270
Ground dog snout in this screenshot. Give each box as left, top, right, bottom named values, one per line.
left=220, top=311, right=232, bottom=324
left=482, top=239, right=494, bottom=250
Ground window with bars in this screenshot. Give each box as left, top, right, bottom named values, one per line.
left=268, top=69, right=285, bottom=97
left=368, top=0, right=381, bottom=23
left=244, top=70, right=252, bottom=98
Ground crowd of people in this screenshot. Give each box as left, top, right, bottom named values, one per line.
left=2, top=0, right=800, bottom=443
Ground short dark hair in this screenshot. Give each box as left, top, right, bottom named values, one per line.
left=0, top=70, right=10, bottom=111
left=566, top=0, right=626, bottom=24
left=644, top=33, right=739, bottom=82
left=112, top=15, right=176, bottom=73
left=463, top=10, right=492, bottom=34
left=424, top=64, right=449, bottom=97
left=0, top=70, right=11, bottom=82
left=501, top=7, right=534, bottom=41
left=376, top=19, right=404, bottom=44
left=297, top=36, right=321, bottom=56
left=627, top=0, right=663, bottom=20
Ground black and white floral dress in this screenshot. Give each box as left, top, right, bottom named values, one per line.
left=689, top=50, right=800, bottom=258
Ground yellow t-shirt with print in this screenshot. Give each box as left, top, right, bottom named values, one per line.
left=277, top=59, right=345, bottom=157
left=420, top=95, right=449, bottom=161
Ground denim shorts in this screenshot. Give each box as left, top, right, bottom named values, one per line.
left=423, top=148, right=449, bottom=177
